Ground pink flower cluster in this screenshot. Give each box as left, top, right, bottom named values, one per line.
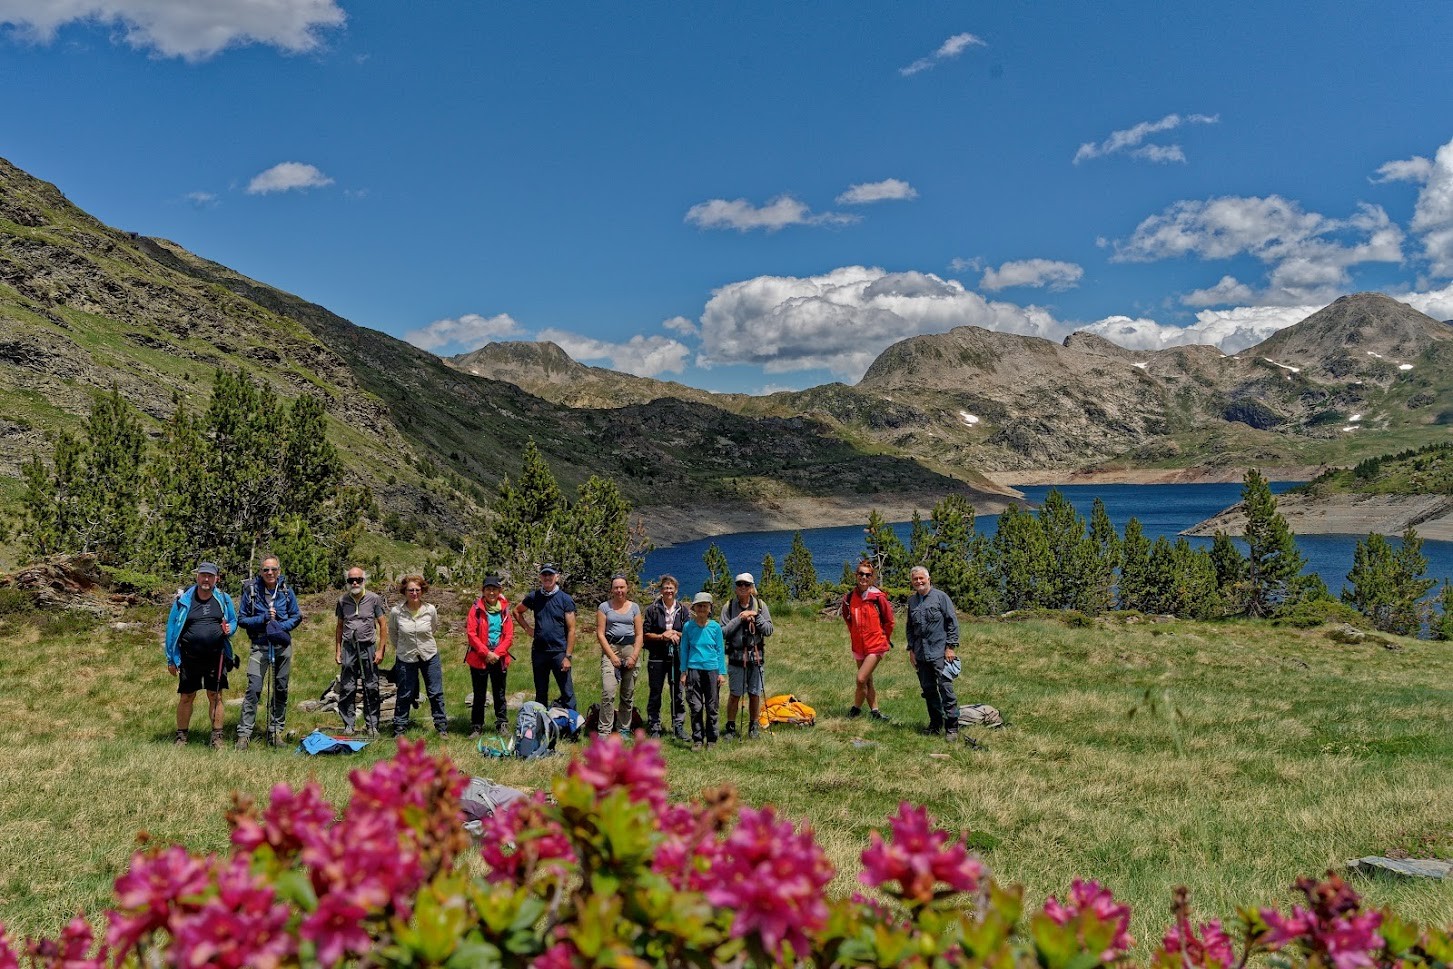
left=479, top=793, right=577, bottom=884
left=1045, top=879, right=1135, bottom=961
left=859, top=802, right=985, bottom=907
left=1259, top=875, right=1383, bottom=969
left=567, top=733, right=669, bottom=812
left=705, top=805, right=834, bottom=957
left=1163, top=915, right=1235, bottom=969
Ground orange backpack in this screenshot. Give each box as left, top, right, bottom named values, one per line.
left=758, top=693, right=816, bottom=727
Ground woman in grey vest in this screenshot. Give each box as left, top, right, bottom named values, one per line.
left=596, top=574, right=643, bottom=738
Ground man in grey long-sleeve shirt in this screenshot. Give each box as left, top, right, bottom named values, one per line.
left=721, top=572, right=773, bottom=739
left=906, top=565, right=961, bottom=740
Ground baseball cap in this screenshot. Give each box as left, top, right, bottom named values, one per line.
left=483, top=575, right=504, bottom=588
left=195, top=562, right=220, bottom=576
left=539, top=564, right=560, bottom=575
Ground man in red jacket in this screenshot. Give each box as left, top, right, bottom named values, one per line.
left=466, top=575, right=514, bottom=738
left=840, top=560, right=893, bottom=721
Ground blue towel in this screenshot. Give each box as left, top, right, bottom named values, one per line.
left=299, top=729, right=368, bottom=755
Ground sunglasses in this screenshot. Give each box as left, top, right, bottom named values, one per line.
left=405, top=587, right=422, bottom=594
left=735, top=581, right=751, bottom=586
left=261, top=567, right=279, bottom=573
left=856, top=572, right=873, bottom=578
left=347, top=578, right=365, bottom=585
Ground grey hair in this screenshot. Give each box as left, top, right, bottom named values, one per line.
left=909, top=565, right=931, bottom=580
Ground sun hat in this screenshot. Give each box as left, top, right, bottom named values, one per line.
left=942, top=658, right=962, bottom=680
left=734, top=572, right=755, bottom=584
left=692, top=592, right=714, bottom=607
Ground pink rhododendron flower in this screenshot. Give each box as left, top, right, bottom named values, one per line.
left=479, top=795, right=576, bottom=884
left=105, top=845, right=214, bottom=958
left=532, top=941, right=582, bottom=968
left=28, top=914, right=105, bottom=969
left=1163, top=916, right=1235, bottom=968
left=232, top=781, right=336, bottom=858
left=1044, top=879, right=1134, bottom=961
left=169, top=858, right=294, bottom=969
left=1259, top=876, right=1383, bottom=969
left=705, top=805, right=834, bottom=956
left=0, top=923, right=18, bottom=969
left=567, top=734, right=669, bottom=812
left=652, top=802, right=723, bottom=891
left=300, top=893, right=373, bottom=968
left=859, top=803, right=985, bottom=906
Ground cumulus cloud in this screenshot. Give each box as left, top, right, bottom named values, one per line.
left=537, top=330, right=691, bottom=378
left=185, top=190, right=218, bottom=207
left=661, top=315, right=698, bottom=337
left=246, top=161, right=334, bottom=195
left=1113, top=195, right=1403, bottom=305
left=900, top=31, right=985, bottom=76
left=0, top=0, right=345, bottom=61
left=684, top=195, right=857, bottom=232
left=1373, top=156, right=1434, bottom=184
left=1402, top=282, right=1453, bottom=321
left=948, top=256, right=981, bottom=274
left=1406, top=138, right=1453, bottom=278
left=979, top=259, right=1083, bottom=292
left=696, top=265, right=1060, bottom=380
left=1180, top=275, right=1255, bottom=307
left=836, top=178, right=919, bottom=205
left=1073, top=113, right=1219, bottom=164
left=404, top=312, right=524, bottom=354
left=1078, top=304, right=1317, bottom=354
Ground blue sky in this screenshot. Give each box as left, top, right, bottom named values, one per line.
left=5, top=1, right=1453, bottom=393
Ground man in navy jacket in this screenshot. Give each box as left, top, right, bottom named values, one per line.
left=235, top=555, right=303, bottom=748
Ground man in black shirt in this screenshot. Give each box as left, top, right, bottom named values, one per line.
left=163, top=562, right=240, bottom=748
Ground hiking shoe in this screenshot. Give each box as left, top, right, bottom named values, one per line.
left=174, top=730, right=187, bottom=746
left=343, top=725, right=356, bottom=736
left=672, top=725, right=688, bottom=741
left=870, top=708, right=890, bottom=722
left=848, top=706, right=862, bottom=718
left=366, top=726, right=380, bottom=738
left=468, top=727, right=482, bottom=740
left=210, top=730, right=225, bottom=750
left=266, top=731, right=281, bottom=748
left=235, top=736, right=250, bottom=751
left=393, top=726, right=407, bottom=738
left=705, top=741, right=716, bottom=750
left=721, top=722, right=738, bottom=741
left=494, top=720, right=509, bottom=734
left=747, top=725, right=760, bottom=740
left=944, top=730, right=959, bottom=743
left=436, top=728, right=449, bottom=739
left=691, top=741, right=704, bottom=752
left=647, top=724, right=663, bottom=738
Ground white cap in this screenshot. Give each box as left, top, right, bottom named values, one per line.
left=734, top=572, right=755, bottom=584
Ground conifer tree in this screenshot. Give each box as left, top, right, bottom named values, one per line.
left=907, top=510, right=931, bottom=569
left=81, top=387, right=147, bottom=564
left=782, top=531, right=819, bottom=600
left=1118, top=517, right=1152, bottom=611
left=20, top=429, right=86, bottom=558
left=1240, top=469, right=1307, bottom=616
left=1435, top=581, right=1453, bottom=641
left=1075, top=497, right=1120, bottom=614
left=702, top=543, right=731, bottom=599
left=757, top=553, right=789, bottom=603
left=1037, top=489, right=1087, bottom=609
left=144, top=395, right=210, bottom=573
left=925, top=494, right=976, bottom=606
left=1344, top=527, right=1435, bottom=635
left=992, top=504, right=1051, bottom=611
left=862, top=509, right=909, bottom=590
left=558, top=475, right=643, bottom=602
left=961, top=533, right=1000, bottom=616
left=1210, top=530, right=1247, bottom=609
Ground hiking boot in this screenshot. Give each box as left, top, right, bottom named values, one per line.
left=174, top=729, right=188, bottom=745
left=870, top=708, right=890, bottom=723
left=673, top=724, right=688, bottom=741
left=647, top=723, right=663, bottom=738
left=944, top=729, right=959, bottom=743
left=920, top=725, right=943, bottom=737
left=365, top=726, right=379, bottom=738
left=210, top=730, right=225, bottom=750
left=394, top=725, right=407, bottom=738
left=705, top=741, right=716, bottom=750
left=721, top=722, right=738, bottom=741
left=468, top=726, right=483, bottom=740
left=436, top=728, right=449, bottom=739
left=494, top=720, right=508, bottom=733
left=266, top=731, right=281, bottom=748
left=848, top=706, right=862, bottom=718
left=691, top=741, right=704, bottom=752
left=747, top=725, right=761, bottom=740
left=343, top=725, right=356, bottom=736
left=235, top=736, right=250, bottom=751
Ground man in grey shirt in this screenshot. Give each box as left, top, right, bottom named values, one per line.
left=335, top=566, right=388, bottom=736
left=906, top=565, right=961, bottom=740
left=721, top=572, right=772, bottom=740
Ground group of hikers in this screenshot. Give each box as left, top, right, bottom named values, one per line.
left=164, top=555, right=966, bottom=751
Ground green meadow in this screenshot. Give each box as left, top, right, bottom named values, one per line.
left=1, top=590, right=1450, bottom=947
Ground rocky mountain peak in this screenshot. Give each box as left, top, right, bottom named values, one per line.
left=451, top=340, right=583, bottom=383
left=1241, top=292, right=1451, bottom=377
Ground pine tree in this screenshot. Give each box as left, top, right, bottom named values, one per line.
left=558, top=475, right=644, bottom=602
left=1241, top=469, right=1307, bottom=616
left=926, top=494, right=976, bottom=607
left=758, top=553, right=789, bottom=603
left=1344, top=528, right=1435, bottom=635
left=1210, top=530, right=1247, bottom=610
left=144, top=395, right=210, bottom=573
left=475, top=441, right=568, bottom=583
left=1075, top=497, right=1120, bottom=614
left=1118, top=517, right=1152, bottom=611
left=702, top=543, right=731, bottom=599
left=80, top=387, right=147, bottom=564
left=961, top=533, right=1000, bottom=616
left=862, top=509, right=908, bottom=590
left=907, top=510, right=931, bottom=570
left=992, top=505, right=1051, bottom=611
left=1037, top=489, right=1087, bottom=609
left=782, top=531, right=819, bottom=600
left=1435, top=581, right=1453, bottom=641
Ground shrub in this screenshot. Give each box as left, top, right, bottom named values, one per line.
left=2, top=739, right=1448, bottom=968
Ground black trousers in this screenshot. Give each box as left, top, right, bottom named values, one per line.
left=532, top=649, right=576, bottom=711
left=684, top=668, right=720, bottom=743
left=645, top=653, right=684, bottom=730
left=915, top=654, right=958, bottom=732
left=471, top=664, right=508, bottom=728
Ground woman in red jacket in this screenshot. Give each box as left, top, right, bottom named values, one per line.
left=466, top=575, right=515, bottom=738
left=840, top=560, right=893, bottom=721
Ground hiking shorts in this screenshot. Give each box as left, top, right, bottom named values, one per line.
left=728, top=663, right=764, bottom=698
left=178, top=646, right=229, bottom=694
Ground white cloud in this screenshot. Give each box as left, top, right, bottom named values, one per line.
left=1113, top=195, right=1403, bottom=304
left=662, top=315, right=698, bottom=337
left=1180, top=275, right=1255, bottom=307
left=948, top=256, right=981, bottom=274
left=1400, top=282, right=1453, bottom=321
left=404, top=312, right=524, bottom=353
left=900, top=31, right=985, bottom=76
left=537, top=330, right=691, bottom=378
left=979, top=258, right=1083, bottom=292
left=1073, top=113, right=1218, bottom=164
left=1077, top=304, right=1315, bottom=354
left=0, top=0, right=345, bottom=61
left=684, top=195, right=858, bottom=232
left=1373, top=156, right=1434, bottom=184
left=185, top=190, right=217, bottom=207
left=836, top=178, right=918, bottom=205
left=1407, top=138, right=1453, bottom=278
left=696, top=265, right=1060, bottom=380
left=246, top=161, right=334, bottom=195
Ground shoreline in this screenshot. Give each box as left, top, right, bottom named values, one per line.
left=984, top=465, right=1324, bottom=487
left=1183, top=492, right=1453, bottom=541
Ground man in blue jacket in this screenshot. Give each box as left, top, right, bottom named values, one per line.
left=235, top=555, right=302, bottom=749
left=164, top=561, right=239, bottom=749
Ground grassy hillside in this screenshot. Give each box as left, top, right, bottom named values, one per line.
left=2, top=593, right=1449, bottom=945
left=1300, top=442, right=1453, bottom=497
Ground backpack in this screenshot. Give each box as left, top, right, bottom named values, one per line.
left=957, top=703, right=1005, bottom=729
left=758, top=694, right=817, bottom=727
left=549, top=706, right=585, bottom=740
left=513, top=700, right=558, bottom=759
left=460, top=777, right=528, bottom=822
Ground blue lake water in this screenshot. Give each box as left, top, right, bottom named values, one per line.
left=644, top=482, right=1453, bottom=597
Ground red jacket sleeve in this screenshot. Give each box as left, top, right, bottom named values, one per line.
left=877, top=591, right=895, bottom=642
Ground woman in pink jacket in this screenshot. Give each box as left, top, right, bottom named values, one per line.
left=466, top=575, right=515, bottom=738
left=840, top=560, right=894, bottom=721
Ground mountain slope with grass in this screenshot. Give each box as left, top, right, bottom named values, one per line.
left=0, top=156, right=1011, bottom=553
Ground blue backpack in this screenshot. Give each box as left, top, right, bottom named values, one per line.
left=513, top=700, right=557, bottom=759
